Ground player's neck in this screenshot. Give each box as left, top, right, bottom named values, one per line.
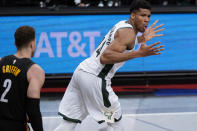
left=15, top=48, right=32, bottom=59
left=128, top=19, right=138, bottom=35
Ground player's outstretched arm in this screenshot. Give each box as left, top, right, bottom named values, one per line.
left=100, top=28, right=143, bottom=64
left=26, top=64, right=45, bottom=131
left=138, top=19, right=165, bottom=43
left=100, top=27, right=164, bottom=64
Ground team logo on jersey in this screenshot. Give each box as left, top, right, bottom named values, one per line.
left=13, top=59, right=16, bottom=64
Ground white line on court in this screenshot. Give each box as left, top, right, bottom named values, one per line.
left=43, top=111, right=197, bottom=119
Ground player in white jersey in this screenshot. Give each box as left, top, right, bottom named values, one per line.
left=55, top=0, right=165, bottom=131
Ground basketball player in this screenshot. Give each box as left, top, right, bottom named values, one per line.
left=0, top=26, right=45, bottom=131
left=55, top=0, right=164, bottom=130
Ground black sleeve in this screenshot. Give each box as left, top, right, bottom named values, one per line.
left=26, top=98, right=43, bottom=131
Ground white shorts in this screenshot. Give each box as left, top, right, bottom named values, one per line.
left=58, top=68, right=122, bottom=123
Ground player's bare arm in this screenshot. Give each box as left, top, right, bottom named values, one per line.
left=100, top=28, right=138, bottom=64
left=100, top=27, right=165, bottom=64
left=138, top=20, right=165, bottom=43
left=27, top=64, right=45, bottom=98
left=26, top=64, right=45, bottom=131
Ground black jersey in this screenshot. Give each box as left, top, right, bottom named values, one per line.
left=0, top=55, right=35, bottom=127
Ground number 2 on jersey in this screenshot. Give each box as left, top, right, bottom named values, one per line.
left=0, top=79, right=12, bottom=103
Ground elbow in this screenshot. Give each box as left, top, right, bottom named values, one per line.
left=100, top=53, right=113, bottom=64
left=100, top=52, right=111, bottom=64
left=100, top=50, right=116, bottom=64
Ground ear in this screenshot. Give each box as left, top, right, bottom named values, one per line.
left=130, top=13, right=135, bottom=20
left=31, top=39, right=36, bottom=50
left=30, top=41, right=33, bottom=48
left=29, top=41, right=35, bottom=50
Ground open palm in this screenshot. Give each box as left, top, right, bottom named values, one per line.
left=143, top=20, right=165, bottom=41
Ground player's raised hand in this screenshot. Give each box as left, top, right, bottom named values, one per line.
left=142, top=20, right=165, bottom=42
left=138, top=42, right=164, bottom=57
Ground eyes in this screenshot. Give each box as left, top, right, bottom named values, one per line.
left=141, top=14, right=151, bottom=18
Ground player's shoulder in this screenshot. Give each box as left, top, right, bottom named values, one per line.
left=29, top=64, right=45, bottom=75
left=115, top=20, right=134, bottom=32
left=114, top=27, right=136, bottom=45
left=115, top=20, right=133, bottom=29
left=0, top=55, right=11, bottom=61
left=116, top=27, right=135, bottom=39
left=0, top=55, right=10, bottom=63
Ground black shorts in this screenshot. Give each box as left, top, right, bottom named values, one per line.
left=0, top=119, right=26, bottom=131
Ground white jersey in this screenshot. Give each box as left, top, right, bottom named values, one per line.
left=78, top=20, right=138, bottom=81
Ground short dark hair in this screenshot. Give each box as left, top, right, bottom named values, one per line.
left=14, top=26, right=35, bottom=49
left=129, top=0, right=151, bottom=13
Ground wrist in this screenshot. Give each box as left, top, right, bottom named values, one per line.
left=133, top=50, right=143, bottom=58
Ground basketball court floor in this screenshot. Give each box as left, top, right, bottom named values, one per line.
left=40, top=94, right=197, bottom=131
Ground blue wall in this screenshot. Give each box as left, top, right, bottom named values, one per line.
left=0, top=14, right=197, bottom=73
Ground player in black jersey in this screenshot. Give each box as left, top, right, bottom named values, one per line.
left=0, top=26, right=45, bottom=131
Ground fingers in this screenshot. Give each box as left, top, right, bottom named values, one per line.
left=139, top=42, right=164, bottom=57
left=154, top=34, right=164, bottom=37
left=151, top=46, right=164, bottom=55
left=153, top=52, right=162, bottom=55
left=150, top=19, right=159, bottom=29
left=155, top=28, right=165, bottom=33
left=152, top=45, right=164, bottom=50
left=153, top=48, right=165, bottom=52
left=149, top=41, right=161, bottom=47
left=153, top=24, right=164, bottom=30
left=153, top=24, right=164, bottom=37
left=150, top=48, right=164, bottom=56
left=153, top=49, right=164, bottom=55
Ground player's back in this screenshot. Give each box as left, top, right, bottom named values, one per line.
left=0, top=55, right=34, bottom=130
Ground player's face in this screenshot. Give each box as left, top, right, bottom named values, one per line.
left=132, top=8, right=151, bottom=32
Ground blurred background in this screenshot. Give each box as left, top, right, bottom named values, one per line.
left=0, top=0, right=197, bottom=7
